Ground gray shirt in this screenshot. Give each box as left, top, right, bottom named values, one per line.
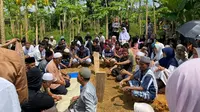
left=38, top=59, right=48, bottom=74
left=73, top=82, right=98, bottom=112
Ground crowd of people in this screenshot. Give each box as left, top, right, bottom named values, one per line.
left=0, top=18, right=200, bottom=112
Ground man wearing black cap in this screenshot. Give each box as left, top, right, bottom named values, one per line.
left=122, top=56, right=158, bottom=101
left=21, top=57, right=56, bottom=112
left=68, top=67, right=98, bottom=112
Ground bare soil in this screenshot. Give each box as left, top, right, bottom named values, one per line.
left=62, top=66, right=169, bottom=112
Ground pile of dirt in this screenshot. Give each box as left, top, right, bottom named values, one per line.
left=62, top=66, right=169, bottom=112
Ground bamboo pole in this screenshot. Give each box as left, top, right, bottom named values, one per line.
left=153, top=1, right=156, bottom=35
left=20, top=24, right=23, bottom=40
left=0, top=0, right=5, bottom=44
left=105, top=0, right=109, bottom=39
left=145, top=0, right=148, bottom=40
left=35, top=0, right=38, bottom=45
left=139, top=0, right=142, bottom=37
left=24, top=2, right=29, bottom=42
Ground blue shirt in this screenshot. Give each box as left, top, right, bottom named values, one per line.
left=133, top=69, right=156, bottom=100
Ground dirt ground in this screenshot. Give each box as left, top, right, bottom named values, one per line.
left=62, top=66, right=169, bottom=112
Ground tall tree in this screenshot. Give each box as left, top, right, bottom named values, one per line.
left=0, top=0, right=5, bottom=44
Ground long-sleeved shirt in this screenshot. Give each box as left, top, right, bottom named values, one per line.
left=73, top=82, right=98, bottom=112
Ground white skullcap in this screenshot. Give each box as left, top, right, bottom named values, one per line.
left=53, top=52, right=62, bottom=58
left=134, top=102, right=154, bottom=112
left=64, top=48, right=70, bottom=53
left=50, top=36, right=54, bottom=38
left=136, top=51, right=145, bottom=57
left=42, top=73, right=53, bottom=81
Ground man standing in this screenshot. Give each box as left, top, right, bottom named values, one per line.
left=68, top=67, right=98, bottom=112
left=46, top=52, right=70, bottom=95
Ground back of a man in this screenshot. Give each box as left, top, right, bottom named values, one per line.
left=0, top=48, right=28, bottom=104
left=68, top=67, right=97, bottom=112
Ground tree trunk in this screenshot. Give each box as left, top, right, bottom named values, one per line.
left=35, top=0, right=38, bottom=45
left=72, top=20, right=74, bottom=42
left=59, top=19, right=62, bottom=35
left=42, top=19, right=45, bottom=35
left=145, top=0, right=148, bottom=40
left=97, top=19, right=100, bottom=34
left=24, top=2, right=29, bottom=42
left=153, top=1, right=157, bottom=35
left=0, top=0, right=5, bottom=44
left=62, top=20, right=65, bottom=36
left=105, top=0, right=108, bottom=39
left=139, top=0, right=142, bottom=37
left=40, top=21, right=43, bottom=40
left=20, top=24, right=23, bottom=40
left=11, top=19, right=15, bottom=37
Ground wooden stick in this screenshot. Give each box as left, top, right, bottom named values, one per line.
left=96, top=71, right=106, bottom=102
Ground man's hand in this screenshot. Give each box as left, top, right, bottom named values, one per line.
left=155, top=66, right=165, bottom=72
left=52, top=94, right=62, bottom=101
left=122, top=86, right=130, bottom=92
left=71, top=96, right=79, bottom=102
left=120, top=69, right=128, bottom=75
left=119, top=80, right=125, bottom=88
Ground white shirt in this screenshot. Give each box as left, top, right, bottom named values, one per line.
left=0, top=77, right=21, bottom=112
left=28, top=48, right=43, bottom=66
left=49, top=40, right=57, bottom=47
left=23, top=45, right=35, bottom=55
left=99, top=36, right=105, bottom=43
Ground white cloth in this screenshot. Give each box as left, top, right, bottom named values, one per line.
left=153, top=43, right=164, bottom=61
left=28, top=47, right=43, bottom=66
left=23, top=45, right=35, bottom=55
left=35, top=45, right=46, bottom=57
left=0, top=77, right=21, bottom=112
left=42, top=73, right=54, bottom=81
left=99, top=36, right=105, bottom=43
left=49, top=40, right=57, bottom=47
left=119, top=27, right=130, bottom=43
left=152, top=64, right=176, bottom=85
left=54, top=52, right=62, bottom=58
left=134, top=102, right=154, bottom=112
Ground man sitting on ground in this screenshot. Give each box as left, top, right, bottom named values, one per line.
left=102, top=43, right=116, bottom=67
left=68, top=67, right=98, bottom=112
left=23, top=42, right=35, bottom=55
left=73, top=44, right=92, bottom=66
left=61, top=48, right=73, bottom=68
left=46, top=52, right=70, bottom=95
left=21, top=57, right=55, bottom=112
left=38, top=49, right=53, bottom=74
left=122, top=56, right=158, bottom=101
left=42, top=73, right=62, bottom=102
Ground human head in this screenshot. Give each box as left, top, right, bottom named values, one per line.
left=39, top=43, right=45, bottom=52
left=166, top=59, right=200, bottom=112
left=176, top=44, right=186, bottom=58
left=61, top=38, right=66, bottom=44
left=192, top=48, right=200, bottom=58
left=42, top=73, right=54, bottom=88
left=25, top=42, right=31, bottom=49
left=53, top=52, right=62, bottom=65
left=50, top=36, right=54, bottom=41
left=122, top=47, right=129, bottom=57
left=44, top=37, right=49, bottom=42
left=93, top=39, right=99, bottom=46
left=27, top=67, right=42, bottom=91
left=25, top=57, right=35, bottom=71
left=80, top=44, right=85, bottom=51
left=45, top=49, right=53, bottom=61
left=115, top=41, right=121, bottom=50
left=99, top=32, right=103, bottom=36
left=105, top=44, right=112, bottom=51
left=162, top=47, right=175, bottom=58
left=122, top=27, right=126, bottom=33
left=77, top=67, right=91, bottom=84
left=154, top=43, right=164, bottom=54
left=139, top=56, right=150, bottom=71
left=136, top=52, right=145, bottom=64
